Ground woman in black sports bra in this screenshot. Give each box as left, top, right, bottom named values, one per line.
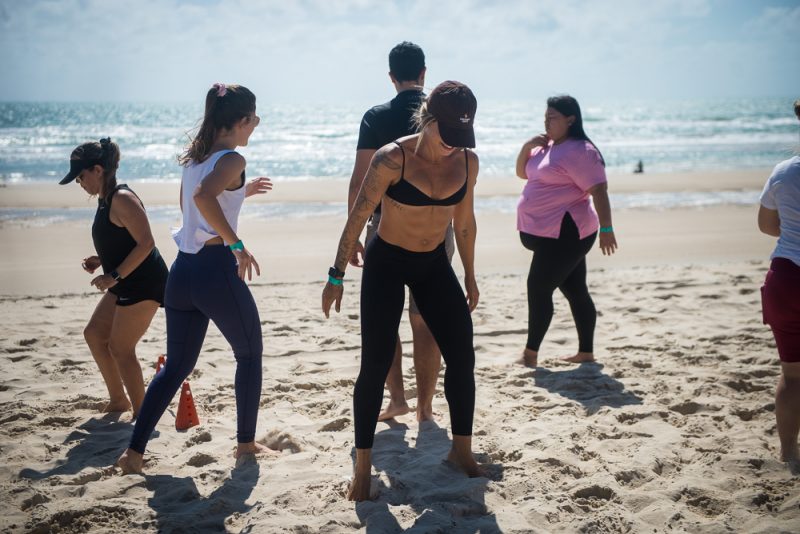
left=59, top=138, right=168, bottom=419
left=322, top=81, right=484, bottom=501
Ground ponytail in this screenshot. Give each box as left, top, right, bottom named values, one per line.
left=179, top=83, right=256, bottom=166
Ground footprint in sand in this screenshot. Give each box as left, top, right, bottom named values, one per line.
left=319, top=417, right=351, bottom=432
left=184, top=430, right=212, bottom=447
left=260, top=429, right=302, bottom=453
left=186, top=453, right=217, bottom=468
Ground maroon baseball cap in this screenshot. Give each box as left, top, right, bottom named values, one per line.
left=427, top=80, right=477, bottom=148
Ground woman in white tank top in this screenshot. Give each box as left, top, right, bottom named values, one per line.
left=117, top=83, right=273, bottom=474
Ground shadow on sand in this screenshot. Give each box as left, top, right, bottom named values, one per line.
left=145, top=458, right=260, bottom=532
left=353, top=419, right=505, bottom=533
left=533, top=362, right=642, bottom=414
left=18, top=414, right=135, bottom=480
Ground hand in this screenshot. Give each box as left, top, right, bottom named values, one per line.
left=322, top=282, right=343, bottom=318
left=599, top=232, right=618, bottom=255
left=465, top=276, right=480, bottom=312
left=349, top=241, right=365, bottom=268
left=232, top=247, right=261, bottom=281
left=245, top=176, right=273, bottom=198
left=82, top=256, right=101, bottom=273
left=527, top=134, right=549, bottom=149
left=90, top=274, right=117, bottom=292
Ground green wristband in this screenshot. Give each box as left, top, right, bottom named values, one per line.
left=327, top=275, right=343, bottom=286
left=599, top=226, right=614, bottom=233
left=229, top=240, right=244, bottom=251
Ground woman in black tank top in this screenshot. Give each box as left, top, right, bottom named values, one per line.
left=322, top=81, right=485, bottom=501
left=59, top=138, right=168, bottom=419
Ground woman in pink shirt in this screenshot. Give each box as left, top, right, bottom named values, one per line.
left=515, top=95, right=617, bottom=367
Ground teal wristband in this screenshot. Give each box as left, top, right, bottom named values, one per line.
left=327, top=275, right=343, bottom=286
left=599, top=226, right=614, bottom=233
left=229, top=240, right=244, bottom=251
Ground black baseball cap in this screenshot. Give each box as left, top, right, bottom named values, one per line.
left=427, top=80, right=477, bottom=148
left=59, top=139, right=108, bottom=185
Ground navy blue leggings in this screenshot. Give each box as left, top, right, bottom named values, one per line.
left=128, top=245, right=263, bottom=454
left=355, top=235, right=475, bottom=449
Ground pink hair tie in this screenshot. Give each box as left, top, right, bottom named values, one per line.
left=212, top=82, right=227, bottom=97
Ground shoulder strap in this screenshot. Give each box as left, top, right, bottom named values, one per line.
left=106, top=184, right=145, bottom=211
left=394, top=142, right=405, bottom=180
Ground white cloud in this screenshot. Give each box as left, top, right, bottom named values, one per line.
left=0, top=0, right=795, bottom=102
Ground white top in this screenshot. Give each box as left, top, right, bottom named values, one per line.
left=172, top=150, right=246, bottom=254
left=760, top=155, right=800, bottom=267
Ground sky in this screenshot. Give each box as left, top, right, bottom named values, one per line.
left=0, top=0, right=798, bottom=104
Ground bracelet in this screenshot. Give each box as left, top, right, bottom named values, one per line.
left=229, top=240, right=244, bottom=251
left=110, top=270, right=122, bottom=281
left=328, top=266, right=345, bottom=279
left=599, top=226, right=614, bottom=233
left=327, top=275, right=343, bottom=286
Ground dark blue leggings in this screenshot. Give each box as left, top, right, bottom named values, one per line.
left=355, top=235, right=475, bottom=449
left=128, top=245, right=263, bottom=454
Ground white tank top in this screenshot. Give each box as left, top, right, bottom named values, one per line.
left=172, top=150, right=246, bottom=253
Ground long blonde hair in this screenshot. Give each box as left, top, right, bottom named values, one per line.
left=412, top=100, right=437, bottom=153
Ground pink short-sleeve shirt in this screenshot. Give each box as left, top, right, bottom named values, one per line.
left=517, top=139, right=607, bottom=239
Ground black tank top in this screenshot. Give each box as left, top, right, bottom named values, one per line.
left=384, top=142, right=468, bottom=207
left=92, top=184, right=165, bottom=290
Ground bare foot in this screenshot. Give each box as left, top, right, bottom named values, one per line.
left=116, top=448, right=143, bottom=475
left=446, top=449, right=487, bottom=478
left=103, top=399, right=132, bottom=413
left=416, top=404, right=435, bottom=423
left=560, top=352, right=595, bottom=364
left=377, top=400, right=410, bottom=421
left=517, top=348, right=538, bottom=368
left=235, top=441, right=280, bottom=459
left=347, top=469, right=372, bottom=501
left=780, top=445, right=799, bottom=463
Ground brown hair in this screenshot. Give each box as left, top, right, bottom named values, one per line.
left=179, top=84, right=256, bottom=166
left=794, top=99, right=800, bottom=120
left=72, top=138, right=120, bottom=198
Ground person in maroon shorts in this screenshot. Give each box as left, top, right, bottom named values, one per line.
left=758, top=99, right=800, bottom=468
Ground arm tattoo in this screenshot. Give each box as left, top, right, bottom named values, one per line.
left=333, top=147, right=397, bottom=270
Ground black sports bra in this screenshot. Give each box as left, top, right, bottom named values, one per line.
left=384, top=142, right=468, bottom=207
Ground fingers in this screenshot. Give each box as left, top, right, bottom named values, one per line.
left=252, top=256, right=261, bottom=276
left=335, top=294, right=341, bottom=313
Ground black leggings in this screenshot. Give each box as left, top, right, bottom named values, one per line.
left=355, top=235, right=475, bottom=449
left=520, top=213, right=597, bottom=353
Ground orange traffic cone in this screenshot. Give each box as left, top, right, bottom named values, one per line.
left=175, top=381, right=200, bottom=430
left=155, top=354, right=166, bottom=374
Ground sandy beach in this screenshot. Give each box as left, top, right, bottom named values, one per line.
left=1, top=168, right=798, bottom=532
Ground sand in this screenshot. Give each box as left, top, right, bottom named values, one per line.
left=1, top=168, right=798, bottom=533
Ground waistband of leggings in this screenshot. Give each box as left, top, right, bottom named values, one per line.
left=177, top=243, right=231, bottom=259
left=770, top=256, right=800, bottom=273
left=372, top=234, right=446, bottom=259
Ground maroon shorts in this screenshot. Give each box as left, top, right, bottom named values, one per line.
left=762, top=257, right=800, bottom=363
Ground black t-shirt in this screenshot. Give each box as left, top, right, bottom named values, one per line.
left=356, top=89, right=425, bottom=150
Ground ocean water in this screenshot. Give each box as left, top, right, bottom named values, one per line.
left=1, top=98, right=797, bottom=183
left=0, top=98, right=796, bottom=223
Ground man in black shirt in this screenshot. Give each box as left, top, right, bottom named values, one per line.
left=347, top=41, right=455, bottom=423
